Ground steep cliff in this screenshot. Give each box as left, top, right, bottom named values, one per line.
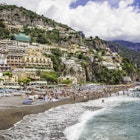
left=0, top=4, right=139, bottom=84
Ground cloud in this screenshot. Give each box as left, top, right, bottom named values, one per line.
left=1, top=0, right=140, bottom=42
left=0, top=0, right=38, bottom=12
left=37, top=0, right=140, bottom=42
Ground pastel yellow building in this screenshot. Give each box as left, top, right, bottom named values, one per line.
left=23, top=56, right=53, bottom=69
left=23, top=48, right=53, bottom=69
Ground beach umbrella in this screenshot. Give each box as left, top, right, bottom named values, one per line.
left=56, top=90, right=62, bottom=94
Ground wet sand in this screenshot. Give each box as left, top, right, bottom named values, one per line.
left=0, top=93, right=104, bottom=130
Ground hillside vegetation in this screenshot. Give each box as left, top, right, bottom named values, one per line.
left=107, top=41, right=140, bottom=68
left=0, top=4, right=140, bottom=84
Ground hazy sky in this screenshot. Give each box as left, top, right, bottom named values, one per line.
left=1, top=0, right=140, bottom=42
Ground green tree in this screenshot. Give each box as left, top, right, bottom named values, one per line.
left=50, top=48, right=62, bottom=57
left=47, top=49, right=64, bottom=75
left=0, top=22, right=6, bottom=28
left=36, top=34, right=47, bottom=44
left=18, top=77, right=31, bottom=89
left=3, top=72, right=13, bottom=79
left=41, top=71, right=57, bottom=84
left=92, top=64, right=124, bottom=85
left=0, top=22, right=10, bottom=39
left=62, top=79, right=72, bottom=84
left=122, top=58, right=137, bottom=79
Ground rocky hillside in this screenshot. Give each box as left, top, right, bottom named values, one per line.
left=106, top=41, right=140, bottom=68
left=0, top=4, right=68, bottom=29
left=0, top=4, right=140, bottom=84
left=0, top=4, right=81, bottom=45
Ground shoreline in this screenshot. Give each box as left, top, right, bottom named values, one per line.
left=0, top=93, right=104, bottom=130
left=0, top=84, right=134, bottom=130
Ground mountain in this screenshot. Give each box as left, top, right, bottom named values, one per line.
left=0, top=4, right=81, bottom=45
left=106, top=41, right=140, bottom=68
left=0, top=4, right=71, bottom=29
left=0, top=4, right=139, bottom=84
left=113, top=40, right=140, bottom=52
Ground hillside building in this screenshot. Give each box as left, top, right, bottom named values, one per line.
left=11, top=33, right=30, bottom=47
left=23, top=48, right=53, bottom=69
left=58, top=75, right=78, bottom=85
left=0, top=49, right=11, bottom=72
left=7, top=45, right=26, bottom=69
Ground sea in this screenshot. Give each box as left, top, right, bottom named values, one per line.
left=0, top=91, right=140, bottom=140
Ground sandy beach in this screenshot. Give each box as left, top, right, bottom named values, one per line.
left=0, top=84, right=133, bottom=131
left=0, top=92, right=104, bottom=130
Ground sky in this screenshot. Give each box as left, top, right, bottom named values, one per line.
left=1, top=0, right=140, bottom=42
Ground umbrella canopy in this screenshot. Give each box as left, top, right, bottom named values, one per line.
left=55, top=90, right=62, bottom=94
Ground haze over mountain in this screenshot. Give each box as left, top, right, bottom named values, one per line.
left=113, top=40, right=140, bottom=52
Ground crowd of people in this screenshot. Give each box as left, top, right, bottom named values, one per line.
left=24, top=84, right=134, bottom=104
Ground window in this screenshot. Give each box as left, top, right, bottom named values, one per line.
left=27, top=58, right=29, bottom=62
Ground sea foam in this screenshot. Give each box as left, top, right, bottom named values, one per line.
left=0, top=94, right=140, bottom=140
left=64, top=95, right=140, bottom=140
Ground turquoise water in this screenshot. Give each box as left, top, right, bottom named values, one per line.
left=1, top=93, right=140, bottom=140
left=76, top=100, right=140, bottom=140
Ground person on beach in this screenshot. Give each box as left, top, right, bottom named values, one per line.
left=72, top=92, right=76, bottom=101
left=103, top=88, right=108, bottom=97
left=108, top=87, right=112, bottom=96
left=123, top=90, right=125, bottom=95
left=44, top=95, right=48, bottom=102
left=84, top=95, right=87, bottom=101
